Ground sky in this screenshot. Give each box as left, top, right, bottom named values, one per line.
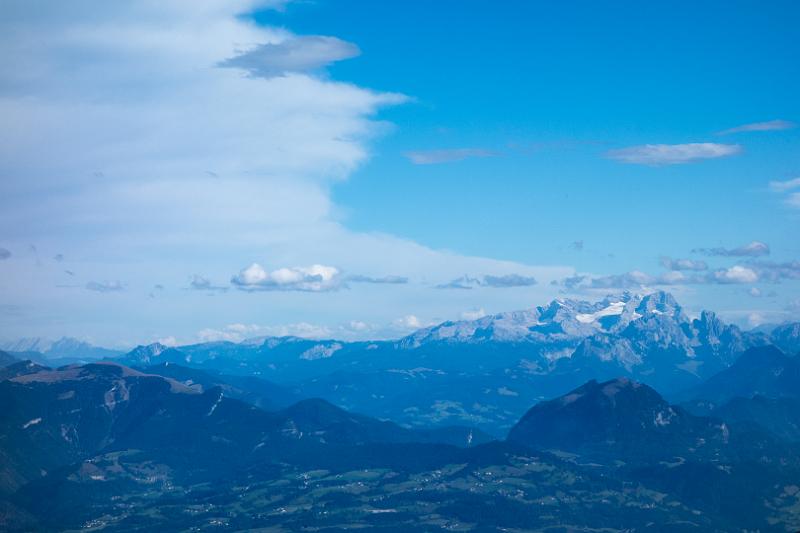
left=0, top=0, right=799, bottom=348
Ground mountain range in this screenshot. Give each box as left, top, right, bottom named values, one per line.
left=80, top=291, right=794, bottom=434
left=2, top=343, right=800, bottom=531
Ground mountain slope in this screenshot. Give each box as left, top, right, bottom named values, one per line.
left=687, top=345, right=800, bottom=404
left=507, top=377, right=725, bottom=459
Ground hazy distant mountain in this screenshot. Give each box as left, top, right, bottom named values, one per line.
left=0, top=337, right=123, bottom=362
left=686, top=345, right=800, bottom=404
left=0, top=350, right=17, bottom=368
left=770, top=322, right=800, bottom=355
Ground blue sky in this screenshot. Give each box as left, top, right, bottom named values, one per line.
left=0, top=0, right=798, bottom=347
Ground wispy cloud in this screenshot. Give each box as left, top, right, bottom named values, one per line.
left=769, top=177, right=800, bottom=193
left=218, top=35, right=360, bottom=79
left=231, top=263, right=342, bottom=292
left=692, top=241, right=770, bottom=257
left=748, top=260, right=800, bottom=282
left=717, top=119, right=796, bottom=136
left=660, top=257, right=708, bottom=271
left=560, top=263, right=765, bottom=290
left=347, top=274, right=408, bottom=284
left=769, top=177, right=800, bottom=209
left=436, top=273, right=537, bottom=289
left=405, top=148, right=498, bottom=165
left=188, top=274, right=228, bottom=292
left=0, top=248, right=10, bottom=260
left=606, top=143, right=741, bottom=165
left=482, top=274, right=537, bottom=288
left=86, top=280, right=124, bottom=293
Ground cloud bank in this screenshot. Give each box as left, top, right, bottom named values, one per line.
left=692, top=241, right=770, bottom=257
left=606, top=143, right=741, bottom=165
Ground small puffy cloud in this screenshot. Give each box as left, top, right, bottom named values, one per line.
left=53, top=253, right=64, bottom=262
left=188, top=274, right=228, bottom=292
left=0, top=247, right=10, bottom=260
left=710, top=266, right=759, bottom=284
left=768, top=177, right=800, bottom=193
left=660, top=256, right=708, bottom=271
left=787, top=193, right=800, bottom=209
left=347, top=274, right=408, bottom=284
left=692, top=241, right=770, bottom=257
left=717, top=119, right=796, bottom=135
left=405, top=148, right=497, bottom=165
left=218, top=35, right=360, bottom=79
left=437, top=274, right=537, bottom=289
left=85, top=280, right=124, bottom=293
left=606, top=143, right=741, bottom=165
left=346, top=320, right=371, bottom=332
left=461, top=308, right=487, bottom=321
left=157, top=336, right=178, bottom=347
left=231, top=263, right=342, bottom=292
left=393, top=315, right=423, bottom=330
left=748, top=287, right=762, bottom=297
left=482, top=274, right=537, bottom=288
left=570, top=240, right=584, bottom=251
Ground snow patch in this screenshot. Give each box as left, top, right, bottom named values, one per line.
left=575, top=301, right=626, bottom=324
left=207, top=392, right=223, bottom=417
left=300, top=343, right=342, bottom=360
left=22, top=417, right=42, bottom=429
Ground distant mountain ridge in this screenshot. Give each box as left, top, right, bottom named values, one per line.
left=0, top=337, right=123, bottom=362
left=8, top=291, right=800, bottom=433
left=104, top=291, right=796, bottom=433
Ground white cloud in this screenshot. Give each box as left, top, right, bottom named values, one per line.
left=394, top=315, right=423, bottom=329
left=717, top=119, right=796, bottom=135
left=710, top=266, right=759, bottom=284
left=157, top=336, right=178, bottom=347
left=231, top=263, right=342, bottom=292
left=0, top=0, right=575, bottom=344
left=405, top=148, right=497, bottom=165
left=461, top=308, right=487, bottom=320
left=218, top=35, right=360, bottom=78
left=606, top=143, right=741, bottom=165
left=787, top=192, right=800, bottom=209
left=692, top=241, right=770, bottom=257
